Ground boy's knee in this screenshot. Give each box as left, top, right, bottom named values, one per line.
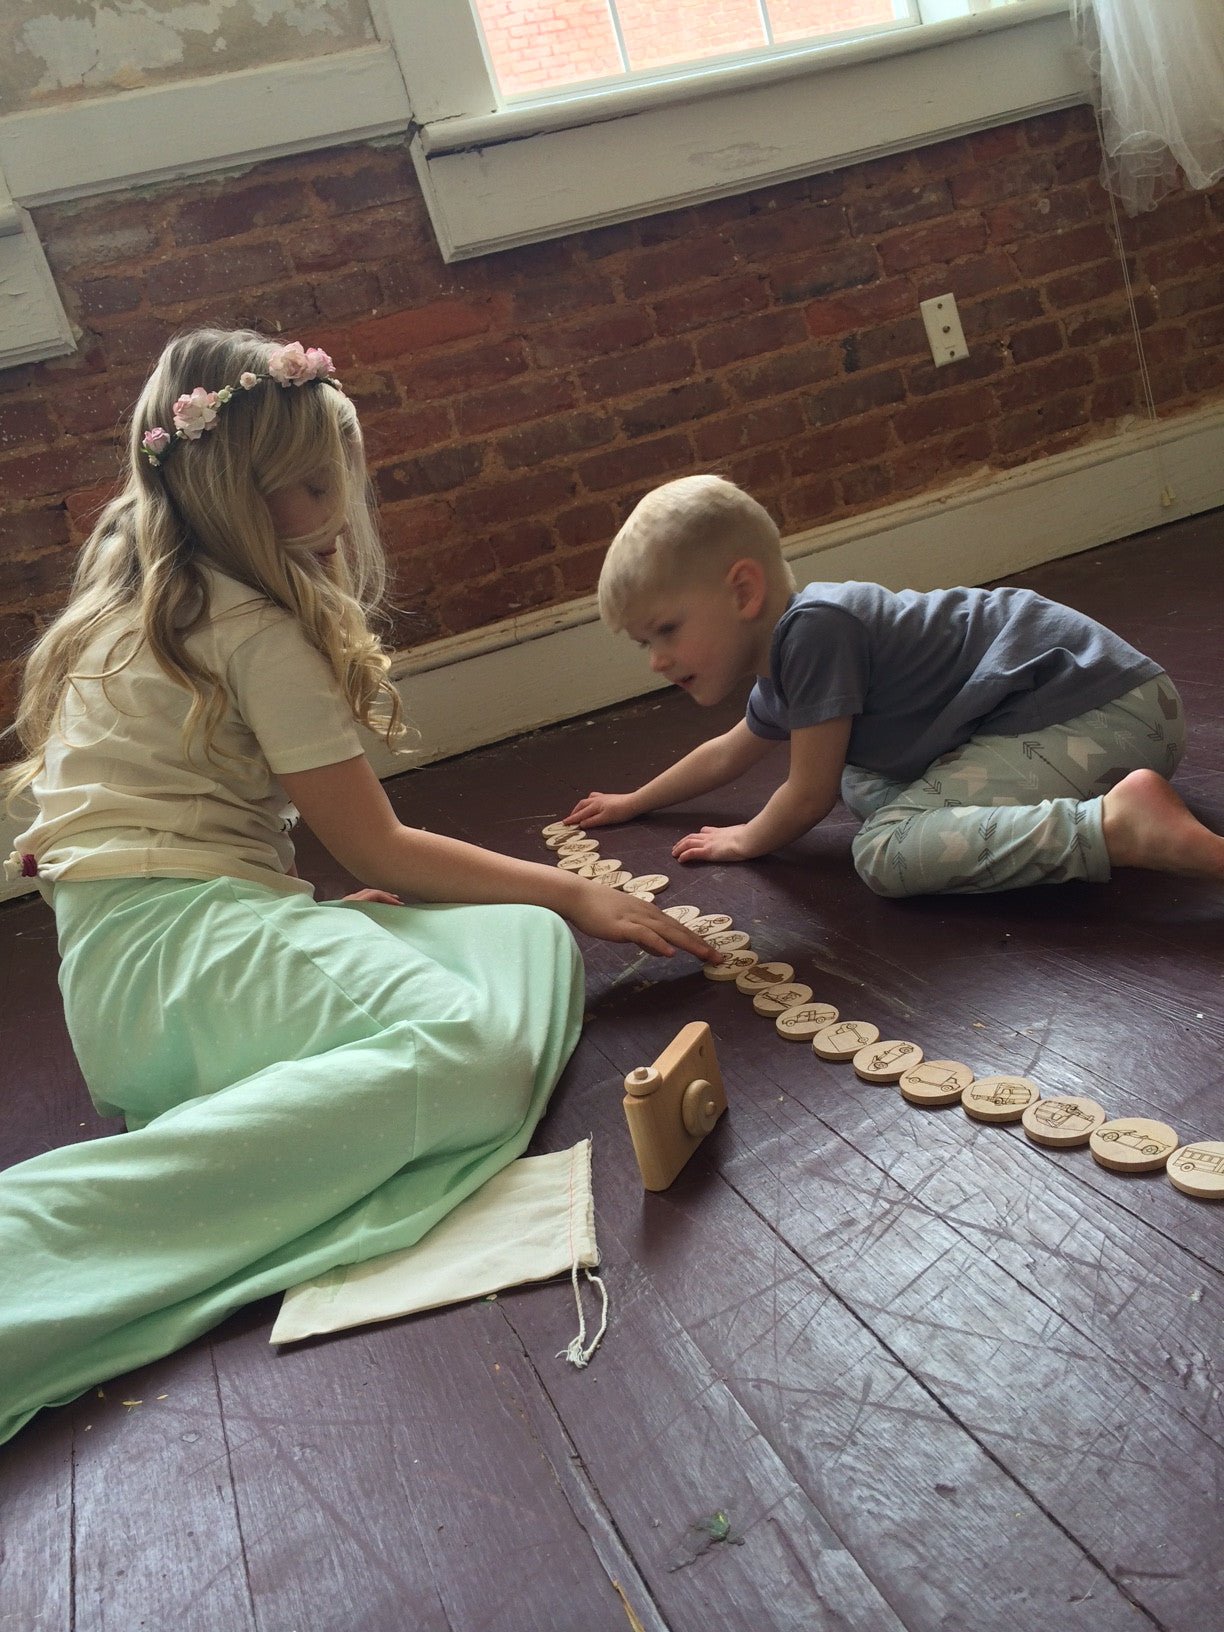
left=851, top=822, right=917, bottom=899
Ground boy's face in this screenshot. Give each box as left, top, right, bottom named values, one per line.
left=623, top=577, right=761, bottom=706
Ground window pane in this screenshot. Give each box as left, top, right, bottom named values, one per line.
left=615, top=0, right=767, bottom=74
left=768, top=0, right=908, bottom=45
left=473, top=0, right=624, bottom=99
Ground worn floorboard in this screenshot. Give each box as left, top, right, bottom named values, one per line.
left=2, top=510, right=1222, bottom=1631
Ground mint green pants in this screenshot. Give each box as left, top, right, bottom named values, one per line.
left=0, top=877, right=583, bottom=1446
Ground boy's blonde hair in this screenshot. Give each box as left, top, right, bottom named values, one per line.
left=4, top=327, right=407, bottom=807
left=598, top=475, right=795, bottom=631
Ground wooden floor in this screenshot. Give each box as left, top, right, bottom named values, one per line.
left=3, top=511, right=1223, bottom=1632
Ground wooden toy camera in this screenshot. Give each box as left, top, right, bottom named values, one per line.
left=622, top=1021, right=728, bottom=1191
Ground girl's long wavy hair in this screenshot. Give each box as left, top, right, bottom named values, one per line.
left=3, top=327, right=407, bottom=808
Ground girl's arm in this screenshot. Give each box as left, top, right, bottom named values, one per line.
left=567, top=719, right=780, bottom=828
left=279, top=754, right=716, bottom=962
left=672, top=717, right=852, bottom=864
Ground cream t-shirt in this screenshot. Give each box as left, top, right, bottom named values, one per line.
left=14, top=569, right=365, bottom=896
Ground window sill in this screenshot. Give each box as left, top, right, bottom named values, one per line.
left=413, top=2, right=1085, bottom=259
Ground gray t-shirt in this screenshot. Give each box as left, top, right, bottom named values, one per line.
left=746, top=582, right=1162, bottom=781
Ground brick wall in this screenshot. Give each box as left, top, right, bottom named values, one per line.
left=2, top=106, right=1224, bottom=741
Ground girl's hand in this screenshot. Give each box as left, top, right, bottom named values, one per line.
left=566, top=884, right=719, bottom=961
left=564, top=791, right=641, bottom=828
left=342, top=888, right=404, bottom=905
left=672, top=825, right=753, bottom=864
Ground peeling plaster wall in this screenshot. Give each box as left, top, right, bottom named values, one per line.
left=0, top=0, right=377, bottom=111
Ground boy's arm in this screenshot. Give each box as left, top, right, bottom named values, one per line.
left=672, top=716, right=852, bottom=864
left=566, top=719, right=779, bottom=828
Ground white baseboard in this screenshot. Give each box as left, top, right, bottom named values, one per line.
left=5, top=404, right=1223, bottom=902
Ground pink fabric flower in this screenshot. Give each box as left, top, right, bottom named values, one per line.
left=304, top=347, right=335, bottom=380
left=268, top=342, right=312, bottom=386
left=172, top=387, right=220, bottom=439
left=239, top=371, right=259, bottom=390
left=141, top=426, right=172, bottom=459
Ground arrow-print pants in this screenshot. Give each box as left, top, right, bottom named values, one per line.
left=842, top=673, right=1185, bottom=896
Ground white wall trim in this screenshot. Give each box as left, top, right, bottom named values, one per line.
left=9, top=406, right=1217, bottom=903
left=0, top=45, right=412, bottom=209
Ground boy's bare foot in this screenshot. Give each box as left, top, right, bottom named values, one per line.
left=1100, top=770, right=1224, bottom=880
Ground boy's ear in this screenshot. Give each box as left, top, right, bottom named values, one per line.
left=725, top=557, right=768, bottom=618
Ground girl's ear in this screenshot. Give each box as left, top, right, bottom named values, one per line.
left=725, top=556, right=767, bottom=618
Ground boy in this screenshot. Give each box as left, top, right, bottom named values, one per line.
left=566, top=475, right=1224, bottom=896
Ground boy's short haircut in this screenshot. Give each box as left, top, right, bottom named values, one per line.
left=598, top=475, right=796, bottom=631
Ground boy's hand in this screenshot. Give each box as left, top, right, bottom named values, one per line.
left=672, top=825, right=754, bottom=864
left=565, top=790, right=641, bottom=828
left=565, top=883, right=720, bottom=962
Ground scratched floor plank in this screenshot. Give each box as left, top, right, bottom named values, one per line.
left=207, top=1292, right=649, bottom=1632
left=514, top=1054, right=1159, bottom=1632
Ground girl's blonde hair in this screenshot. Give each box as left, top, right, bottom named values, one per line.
left=4, top=327, right=406, bottom=806
left=598, top=474, right=795, bottom=631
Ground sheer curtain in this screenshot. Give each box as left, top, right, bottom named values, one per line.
left=1071, top=0, right=1224, bottom=214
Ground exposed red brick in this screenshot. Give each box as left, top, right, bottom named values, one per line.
left=312, top=270, right=382, bottom=321
left=0, top=401, right=58, bottom=451
left=576, top=339, right=696, bottom=401
left=497, top=411, right=617, bottom=470
left=725, top=203, right=847, bottom=262
left=771, top=245, right=879, bottom=305
left=839, top=461, right=896, bottom=507
left=342, top=301, right=501, bottom=364
left=380, top=498, right=454, bottom=563
left=842, top=318, right=928, bottom=373
left=693, top=309, right=808, bottom=370
left=437, top=563, right=558, bottom=633
left=959, top=288, right=1043, bottom=336
left=145, top=240, right=291, bottom=304
left=312, top=155, right=417, bottom=215
left=985, top=184, right=1097, bottom=245
left=650, top=275, right=771, bottom=338
left=620, top=234, right=739, bottom=299
left=947, top=154, right=1055, bottom=208
left=890, top=425, right=993, bottom=493
left=790, top=417, right=893, bottom=476
left=1157, top=272, right=1224, bottom=322
left=1011, top=224, right=1117, bottom=279
left=0, top=506, right=70, bottom=556
left=556, top=542, right=609, bottom=594
left=404, top=338, right=530, bottom=401
left=878, top=218, right=989, bottom=276
left=995, top=391, right=1091, bottom=455
left=803, top=370, right=906, bottom=428
left=1007, top=322, right=1065, bottom=365
left=903, top=345, right=1007, bottom=399
left=847, top=181, right=953, bottom=238
left=173, top=179, right=313, bottom=247
left=1143, top=232, right=1224, bottom=285
left=456, top=376, right=576, bottom=437
left=619, top=380, right=725, bottom=439
left=782, top=478, right=838, bottom=528
left=0, top=441, right=120, bottom=502
left=994, top=353, right=1094, bottom=412
left=360, top=405, right=455, bottom=463
left=375, top=444, right=485, bottom=503
left=1095, top=329, right=1186, bottom=379
left=73, top=276, right=143, bottom=318
left=691, top=401, right=806, bottom=461
left=727, top=344, right=839, bottom=402
left=804, top=277, right=913, bottom=338
left=454, top=469, right=577, bottom=530
left=554, top=501, right=617, bottom=549
left=1043, top=259, right=1129, bottom=309
left=511, top=271, right=618, bottom=325
left=893, top=386, right=998, bottom=445
left=576, top=433, right=695, bottom=493
left=530, top=309, right=653, bottom=368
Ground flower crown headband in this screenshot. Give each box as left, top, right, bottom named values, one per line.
left=140, top=342, right=341, bottom=469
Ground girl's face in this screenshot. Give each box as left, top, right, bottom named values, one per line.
left=265, top=474, right=345, bottom=559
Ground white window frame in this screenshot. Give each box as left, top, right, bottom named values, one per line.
left=377, top=0, right=1084, bottom=259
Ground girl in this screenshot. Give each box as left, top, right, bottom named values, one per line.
left=0, top=327, right=712, bottom=1447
